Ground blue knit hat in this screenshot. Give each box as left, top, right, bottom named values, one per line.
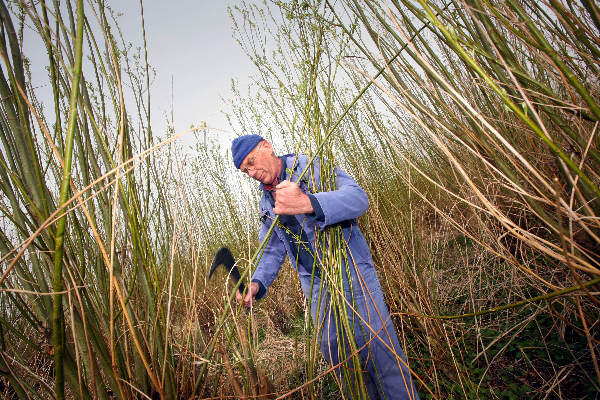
left=231, top=134, right=263, bottom=169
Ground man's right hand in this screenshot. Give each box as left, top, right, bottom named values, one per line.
left=236, top=281, right=260, bottom=308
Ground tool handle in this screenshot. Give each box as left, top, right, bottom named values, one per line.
left=236, top=282, right=246, bottom=296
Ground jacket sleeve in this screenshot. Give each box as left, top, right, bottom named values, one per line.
left=304, top=160, right=369, bottom=230
left=250, top=215, right=287, bottom=300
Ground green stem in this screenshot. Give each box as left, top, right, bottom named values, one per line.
left=52, top=0, right=84, bottom=398
left=403, top=277, right=600, bottom=320
left=505, top=0, right=600, bottom=121
left=418, top=0, right=600, bottom=200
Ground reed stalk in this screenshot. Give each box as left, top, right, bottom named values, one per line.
left=0, top=1, right=188, bottom=397
left=51, top=0, right=84, bottom=397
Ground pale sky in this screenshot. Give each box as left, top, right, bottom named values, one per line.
left=25, top=1, right=254, bottom=146
left=115, top=0, right=253, bottom=142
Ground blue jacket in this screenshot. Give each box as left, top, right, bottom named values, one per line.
left=252, top=154, right=374, bottom=301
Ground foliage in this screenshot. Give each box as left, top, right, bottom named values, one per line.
left=224, top=0, right=600, bottom=398
left=0, top=0, right=598, bottom=398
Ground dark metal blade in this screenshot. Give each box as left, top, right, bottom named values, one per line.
left=208, top=247, right=245, bottom=293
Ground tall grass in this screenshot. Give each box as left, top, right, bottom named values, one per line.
left=0, top=0, right=598, bottom=398
left=225, top=0, right=600, bottom=398
left=0, top=1, right=190, bottom=397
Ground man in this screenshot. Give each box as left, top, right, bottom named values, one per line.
left=232, top=134, right=420, bottom=400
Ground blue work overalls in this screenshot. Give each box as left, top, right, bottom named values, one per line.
left=251, top=155, right=420, bottom=400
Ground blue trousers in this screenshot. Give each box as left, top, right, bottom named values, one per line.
left=308, top=263, right=420, bottom=400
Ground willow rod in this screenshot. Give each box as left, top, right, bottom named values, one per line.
left=294, top=0, right=449, bottom=183
left=397, top=276, right=600, bottom=320
left=51, top=0, right=84, bottom=397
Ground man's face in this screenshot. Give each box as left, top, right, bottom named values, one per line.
left=240, top=141, right=279, bottom=184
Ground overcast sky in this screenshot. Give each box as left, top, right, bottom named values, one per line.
left=114, top=0, right=254, bottom=143
left=24, top=1, right=255, bottom=148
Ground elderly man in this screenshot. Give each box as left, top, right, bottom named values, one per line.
left=232, top=134, right=420, bottom=400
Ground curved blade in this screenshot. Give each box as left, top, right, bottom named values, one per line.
left=209, top=247, right=244, bottom=293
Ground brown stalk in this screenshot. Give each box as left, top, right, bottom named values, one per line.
left=218, top=341, right=245, bottom=399
left=575, top=296, right=600, bottom=384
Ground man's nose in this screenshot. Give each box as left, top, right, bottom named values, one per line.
left=249, top=168, right=259, bottom=179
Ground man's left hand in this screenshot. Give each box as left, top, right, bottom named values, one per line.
left=273, top=180, right=314, bottom=215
